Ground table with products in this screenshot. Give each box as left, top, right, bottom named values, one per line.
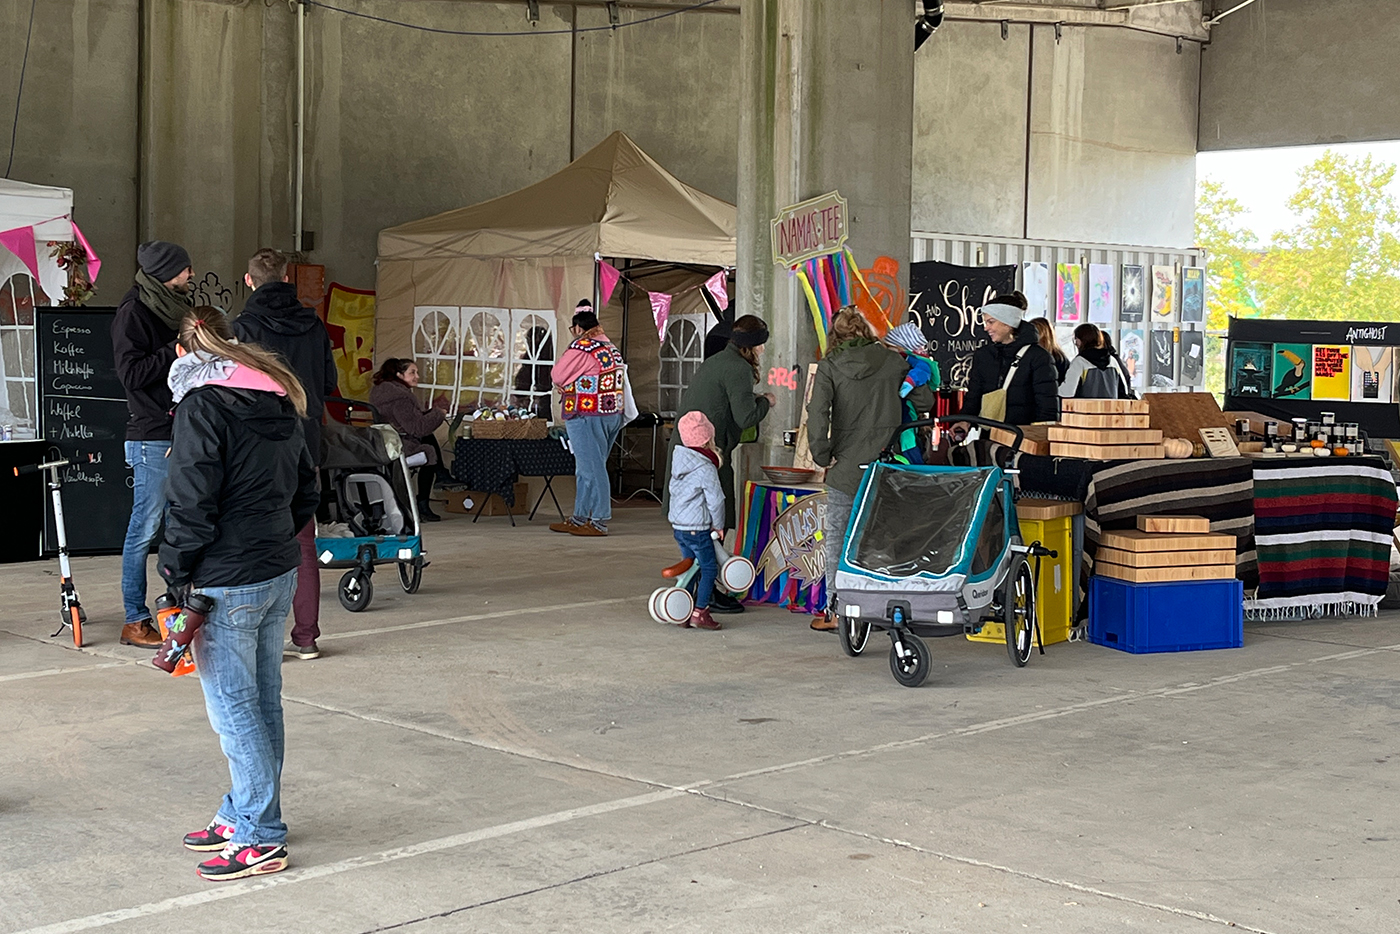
left=451, top=437, right=576, bottom=525
left=735, top=480, right=829, bottom=615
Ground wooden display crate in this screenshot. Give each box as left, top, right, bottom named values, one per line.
left=1060, top=411, right=1152, bottom=429
left=1098, top=546, right=1236, bottom=568
left=1095, top=562, right=1237, bottom=584
left=1049, top=442, right=1166, bottom=460
left=989, top=424, right=1049, bottom=455
left=1136, top=514, right=1211, bottom=534
left=1099, top=529, right=1237, bottom=552
left=1062, top=398, right=1150, bottom=414
left=1015, top=498, right=1082, bottom=520
left=1047, top=426, right=1164, bottom=445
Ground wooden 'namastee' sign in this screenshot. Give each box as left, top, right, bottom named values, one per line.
left=771, top=191, right=848, bottom=267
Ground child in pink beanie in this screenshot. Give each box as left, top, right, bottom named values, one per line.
left=666, top=411, right=726, bottom=630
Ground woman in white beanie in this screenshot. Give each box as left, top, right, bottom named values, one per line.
left=959, top=291, right=1058, bottom=426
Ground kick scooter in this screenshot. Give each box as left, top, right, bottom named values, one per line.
left=14, top=452, right=86, bottom=648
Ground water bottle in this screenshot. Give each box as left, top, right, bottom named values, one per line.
left=152, top=593, right=215, bottom=674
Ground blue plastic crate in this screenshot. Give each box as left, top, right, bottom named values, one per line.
left=1089, top=576, right=1243, bottom=654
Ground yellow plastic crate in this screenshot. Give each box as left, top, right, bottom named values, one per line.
left=968, top=512, right=1075, bottom=647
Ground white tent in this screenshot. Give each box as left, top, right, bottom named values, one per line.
left=0, top=178, right=78, bottom=304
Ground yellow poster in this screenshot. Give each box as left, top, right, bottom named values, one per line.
left=322, top=283, right=377, bottom=400
left=1311, top=344, right=1351, bottom=401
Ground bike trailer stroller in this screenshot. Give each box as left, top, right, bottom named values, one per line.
left=316, top=398, right=427, bottom=611
left=831, top=416, right=1054, bottom=687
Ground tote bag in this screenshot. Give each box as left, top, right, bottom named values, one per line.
left=979, top=346, right=1029, bottom=423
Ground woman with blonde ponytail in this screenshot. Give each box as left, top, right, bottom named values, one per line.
left=158, top=305, right=319, bottom=881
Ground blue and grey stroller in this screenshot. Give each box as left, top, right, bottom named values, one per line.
left=832, top=416, right=1055, bottom=687
left=316, top=398, right=427, bottom=612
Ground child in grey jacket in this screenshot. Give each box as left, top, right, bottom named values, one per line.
left=667, top=411, right=726, bottom=630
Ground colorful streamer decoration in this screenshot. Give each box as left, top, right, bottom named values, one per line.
left=791, top=248, right=865, bottom=357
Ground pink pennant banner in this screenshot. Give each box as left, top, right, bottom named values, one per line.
left=71, top=221, right=102, bottom=283
left=648, top=291, right=672, bottom=342
left=598, top=260, right=621, bottom=307
left=703, top=270, right=729, bottom=311
left=0, top=225, right=39, bottom=282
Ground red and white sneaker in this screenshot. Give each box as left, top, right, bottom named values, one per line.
left=196, top=841, right=289, bottom=881
left=183, top=818, right=236, bottom=852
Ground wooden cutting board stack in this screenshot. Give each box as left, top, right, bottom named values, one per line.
left=1048, top=398, right=1164, bottom=459
left=1095, top=515, right=1237, bottom=583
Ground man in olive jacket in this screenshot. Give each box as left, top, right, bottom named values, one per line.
left=806, top=315, right=935, bottom=626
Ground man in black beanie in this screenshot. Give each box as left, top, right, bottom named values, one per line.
left=111, top=240, right=194, bottom=649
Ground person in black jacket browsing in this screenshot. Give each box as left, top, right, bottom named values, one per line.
left=959, top=291, right=1058, bottom=426
left=233, top=248, right=339, bottom=660
left=159, top=307, right=318, bottom=882
left=111, top=240, right=194, bottom=650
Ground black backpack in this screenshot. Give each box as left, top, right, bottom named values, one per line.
left=1076, top=357, right=1134, bottom=400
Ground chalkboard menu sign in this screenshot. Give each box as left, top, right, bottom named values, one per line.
left=37, top=307, right=132, bottom=555
left=908, top=261, right=1019, bottom=391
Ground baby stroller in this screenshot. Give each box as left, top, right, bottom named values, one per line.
left=316, top=398, right=428, bottom=612
left=832, top=416, right=1056, bottom=687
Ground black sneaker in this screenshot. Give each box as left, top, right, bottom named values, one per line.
left=418, top=502, right=442, bottom=522
left=196, top=841, right=289, bottom=881
left=709, top=591, right=745, bottom=615
left=183, top=818, right=236, bottom=852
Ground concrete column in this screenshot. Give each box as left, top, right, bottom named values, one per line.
left=736, top=0, right=915, bottom=469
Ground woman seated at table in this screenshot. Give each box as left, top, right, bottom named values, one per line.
left=370, top=358, right=448, bottom=521
left=1060, top=323, right=1135, bottom=400
left=960, top=292, right=1058, bottom=426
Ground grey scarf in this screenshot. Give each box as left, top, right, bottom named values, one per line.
left=135, top=268, right=194, bottom=331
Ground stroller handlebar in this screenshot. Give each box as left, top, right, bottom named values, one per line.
left=325, top=396, right=384, bottom=422
left=884, top=416, right=1025, bottom=458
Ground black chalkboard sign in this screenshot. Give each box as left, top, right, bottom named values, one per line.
left=37, top=307, right=133, bottom=555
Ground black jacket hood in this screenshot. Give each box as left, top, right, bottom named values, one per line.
left=193, top=385, right=300, bottom=442
left=238, top=282, right=320, bottom=337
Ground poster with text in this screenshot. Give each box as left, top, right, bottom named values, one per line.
left=1311, top=344, right=1352, bottom=401
left=1181, top=267, right=1205, bottom=322
left=1120, top=265, right=1145, bottom=322
left=1179, top=329, right=1204, bottom=387
left=1087, top=264, right=1116, bottom=324
left=1350, top=345, right=1395, bottom=403
left=908, top=261, right=1018, bottom=391
left=1022, top=262, right=1050, bottom=317
left=1271, top=343, right=1311, bottom=400
left=1151, top=265, right=1177, bottom=320
left=1150, top=328, right=1176, bottom=389
left=1229, top=341, right=1272, bottom=399
left=1118, top=329, right=1146, bottom=393
left=1056, top=263, right=1084, bottom=324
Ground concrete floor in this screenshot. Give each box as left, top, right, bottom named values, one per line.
left=1, top=505, right=1397, bottom=934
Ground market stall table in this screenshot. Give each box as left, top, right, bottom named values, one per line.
left=451, top=437, right=576, bottom=526
left=735, top=480, right=828, bottom=615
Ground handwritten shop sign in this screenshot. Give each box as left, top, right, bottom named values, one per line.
left=771, top=191, right=848, bottom=267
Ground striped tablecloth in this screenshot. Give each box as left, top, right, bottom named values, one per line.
left=1247, top=456, right=1397, bottom=620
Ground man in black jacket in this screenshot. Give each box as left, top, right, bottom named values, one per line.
left=111, top=240, right=194, bottom=649
left=233, top=248, right=338, bottom=659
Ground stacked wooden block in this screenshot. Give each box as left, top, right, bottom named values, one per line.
left=1048, top=398, right=1164, bottom=459
left=1095, top=515, right=1237, bottom=584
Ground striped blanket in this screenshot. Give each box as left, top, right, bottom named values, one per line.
left=1248, top=457, right=1397, bottom=620
left=1082, top=456, right=1259, bottom=592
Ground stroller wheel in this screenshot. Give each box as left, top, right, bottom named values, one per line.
left=398, top=557, right=423, bottom=594
left=838, top=615, right=871, bottom=657
left=888, top=631, right=930, bottom=687
left=1004, top=556, right=1036, bottom=667
left=339, top=570, right=374, bottom=612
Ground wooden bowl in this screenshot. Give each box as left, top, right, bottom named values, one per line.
left=761, top=466, right=818, bottom=485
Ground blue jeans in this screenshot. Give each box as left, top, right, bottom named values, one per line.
left=121, top=440, right=171, bottom=624
left=566, top=413, right=625, bottom=525
left=674, top=529, right=720, bottom=610
left=192, top=569, right=297, bottom=846
left=823, top=488, right=854, bottom=611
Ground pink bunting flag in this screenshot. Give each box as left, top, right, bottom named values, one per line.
left=71, top=221, right=101, bottom=283
left=598, top=260, right=622, bottom=306
left=0, top=225, right=39, bottom=282
left=703, top=270, right=729, bottom=311
left=648, top=291, right=672, bottom=342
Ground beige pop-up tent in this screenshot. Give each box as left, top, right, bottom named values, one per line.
left=375, top=132, right=735, bottom=416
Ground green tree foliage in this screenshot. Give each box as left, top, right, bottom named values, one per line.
left=1195, top=179, right=1261, bottom=332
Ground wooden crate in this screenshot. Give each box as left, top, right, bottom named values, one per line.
left=1095, top=562, right=1237, bottom=584
left=989, top=424, right=1049, bottom=455
left=1098, top=546, right=1236, bottom=568
left=1062, top=398, right=1150, bottom=415
left=1015, top=498, right=1082, bottom=520
left=1047, top=426, right=1164, bottom=445
left=1060, top=411, right=1152, bottom=429
left=1136, top=514, right=1211, bottom=534
left=443, top=483, right=529, bottom=516
left=1049, top=442, right=1166, bottom=460
left=1099, top=528, right=1237, bottom=552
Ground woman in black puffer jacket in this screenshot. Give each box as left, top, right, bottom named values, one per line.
left=960, top=293, right=1059, bottom=425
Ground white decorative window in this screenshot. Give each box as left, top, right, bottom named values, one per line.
left=0, top=273, right=40, bottom=437
left=658, top=313, right=707, bottom=415
left=412, top=306, right=555, bottom=412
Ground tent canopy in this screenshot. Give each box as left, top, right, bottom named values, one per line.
left=378, top=131, right=736, bottom=267
left=0, top=178, right=76, bottom=304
